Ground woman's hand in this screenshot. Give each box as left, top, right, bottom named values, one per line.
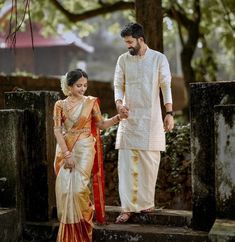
left=64, top=156, right=75, bottom=172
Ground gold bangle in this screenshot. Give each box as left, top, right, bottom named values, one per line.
left=63, top=150, right=70, bottom=156
left=116, top=114, right=121, bottom=122
left=111, top=117, right=116, bottom=125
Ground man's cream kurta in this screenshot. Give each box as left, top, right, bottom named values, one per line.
left=114, top=48, right=172, bottom=151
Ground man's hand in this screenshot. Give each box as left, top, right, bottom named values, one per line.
left=116, top=100, right=129, bottom=119
left=164, top=114, right=174, bottom=132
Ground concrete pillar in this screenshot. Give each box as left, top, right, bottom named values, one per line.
left=214, top=105, right=235, bottom=218
left=209, top=105, right=235, bottom=241
left=190, top=81, right=235, bottom=231
left=4, top=91, right=60, bottom=221
left=0, top=110, right=26, bottom=241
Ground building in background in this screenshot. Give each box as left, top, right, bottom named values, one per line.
left=0, top=3, right=93, bottom=76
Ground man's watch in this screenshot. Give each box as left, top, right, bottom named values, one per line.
left=166, top=111, right=174, bottom=116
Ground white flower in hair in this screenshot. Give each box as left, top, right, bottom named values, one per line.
left=60, top=73, right=70, bottom=96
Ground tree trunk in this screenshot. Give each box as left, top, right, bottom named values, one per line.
left=135, top=0, right=163, bottom=52
left=181, top=48, right=196, bottom=92
left=180, top=23, right=200, bottom=92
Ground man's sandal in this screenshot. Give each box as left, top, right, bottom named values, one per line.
left=115, top=212, right=132, bottom=224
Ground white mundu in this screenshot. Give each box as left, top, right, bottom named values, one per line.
left=114, top=48, right=172, bottom=212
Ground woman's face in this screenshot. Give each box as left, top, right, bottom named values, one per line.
left=70, top=76, right=88, bottom=97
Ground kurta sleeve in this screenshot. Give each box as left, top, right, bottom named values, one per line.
left=114, top=56, right=125, bottom=102
left=159, top=54, right=173, bottom=105
left=92, top=101, right=103, bottom=123
left=53, top=100, right=63, bottom=128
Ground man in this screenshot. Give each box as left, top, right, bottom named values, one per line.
left=114, top=23, right=174, bottom=223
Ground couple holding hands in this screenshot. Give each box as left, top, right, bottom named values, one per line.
left=53, top=22, right=174, bottom=242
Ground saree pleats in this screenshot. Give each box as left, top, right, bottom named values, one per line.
left=57, top=221, right=92, bottom=242
left=56, top=136, right=95, bottom=242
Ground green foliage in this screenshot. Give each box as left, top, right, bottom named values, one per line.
left=193, top=40, right=218, bottom=82
left=163, top=0, right=235, bottom=81
left=159, top=123, right=191, bottom=205
left=1, top=0, right=234, bottom=80
left=163, top=123, right=191, bottom=168
left=200, top=0, right=235, bottom=80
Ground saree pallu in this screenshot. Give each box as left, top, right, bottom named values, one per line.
left=54, top=96, right=105, bottom=242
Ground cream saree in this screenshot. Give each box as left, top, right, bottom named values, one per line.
left=53, top=96, right=105, bottom=242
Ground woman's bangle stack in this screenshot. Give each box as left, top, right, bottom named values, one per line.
left=63, top=150, right=71, bottom=159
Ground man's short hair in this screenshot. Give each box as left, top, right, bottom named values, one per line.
left=120, top=23, right=145, bottom=41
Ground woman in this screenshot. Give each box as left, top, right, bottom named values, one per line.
left=53, top=69, right=121, bottom=242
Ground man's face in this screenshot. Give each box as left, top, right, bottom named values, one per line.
left=123, top=36, right=141, bottom=56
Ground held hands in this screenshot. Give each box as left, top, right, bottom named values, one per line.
left=164, top=114, right=174, bottom=132
left=116, top=102, right=129, bottom=119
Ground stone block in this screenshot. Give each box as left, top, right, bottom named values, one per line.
left=214, top=105, right=235, bottom=219
left=190, top=81, right=235, bottom=231
left=209, top=219, right=235, bottom=242
left=0, top=110, right=26, bottom=241
left=0, top=208, right=20, bottom=242
left=4, top=91, right=60, bottom=221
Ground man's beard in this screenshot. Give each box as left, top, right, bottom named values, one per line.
left=128, top=43, right=141, bottom=56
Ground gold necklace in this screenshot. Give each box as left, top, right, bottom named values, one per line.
left=66, top=96, right=84, bottom=109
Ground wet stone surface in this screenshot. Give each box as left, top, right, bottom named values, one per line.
left=214, top=105, right=235, bottom=219
left=4, top=91, right=60, bottom=222
left=190, top=81, right=235, bottom=231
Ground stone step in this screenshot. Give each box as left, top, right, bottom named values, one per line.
left=0, top=208, right=19, bottom=242
left=23, top=220, right=209, bottom=242
left=93, top=223, right=210, bottom=242
left=104, top=206, right=192, bottom=227
left=23, top=220, right=58, bottom=242
left=22, top=207, right=199, bottom=241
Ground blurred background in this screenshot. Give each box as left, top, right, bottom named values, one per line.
left=0, top=0, right=234, bottom=118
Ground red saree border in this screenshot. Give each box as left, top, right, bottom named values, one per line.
left=91, top=99, right=106, bottom=224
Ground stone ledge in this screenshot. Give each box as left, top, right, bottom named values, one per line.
left=209, top=219, right=235, bottom=242
left=103, top=206, right=192, bottom=227
left=93, top=223, right=209, bottom=242
left=22, top=218, right=209, bottom=242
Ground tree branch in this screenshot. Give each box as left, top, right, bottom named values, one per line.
left=163, top=6, right=194, bottom=30
left=219, top=0, right=235, bottom=31
left=177, top=22, right=185, bottom=47
left=193, top=0, right=201, bottom=22
left=49, top=0, right=135, bottom=22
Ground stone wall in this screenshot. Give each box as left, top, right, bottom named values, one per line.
left=0, top=74, right=187, bottom=114
left=0, top=110, right=26, bottom=241
left=190, top=81, right=235, bottom=231
left=209, top=105, right=235, bottom=241
left=4, top=91, right=60, bottom=221
left=0, top=75, right=116, bottom=115
left=214, top=105, right=235, bottom=219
